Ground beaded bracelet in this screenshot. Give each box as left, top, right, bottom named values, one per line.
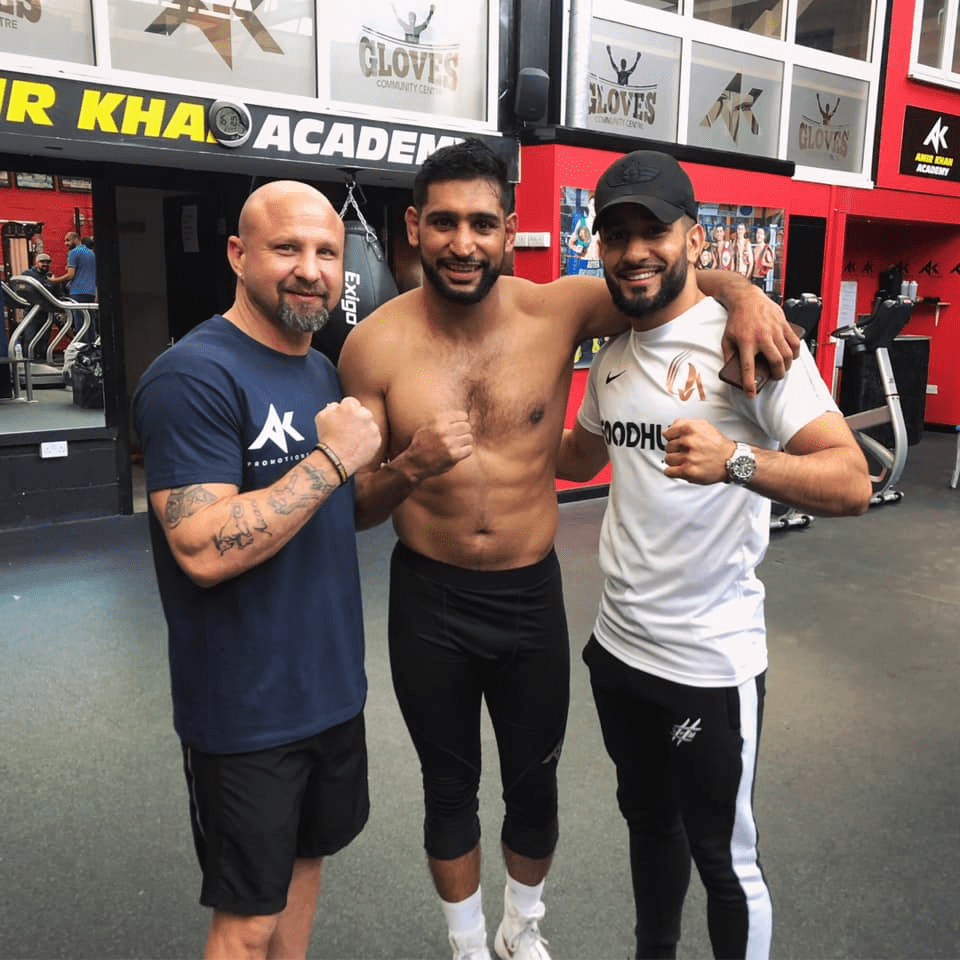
left=314, top=441, right=349, bottom=486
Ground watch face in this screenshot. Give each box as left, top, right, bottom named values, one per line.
left=731, top=457, right=755, bottom=481
left=727, top=445, right=756, bottom=483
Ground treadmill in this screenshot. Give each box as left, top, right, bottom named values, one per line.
left=4, top=274, right=99, bottom=399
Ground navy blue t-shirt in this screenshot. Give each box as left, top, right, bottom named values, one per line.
left=133, top=315, right=366, bottom=754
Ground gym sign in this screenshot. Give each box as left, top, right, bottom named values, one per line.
left=900, top=105, right=959, bottom=183
left=0, top=69, right=517, bottom=179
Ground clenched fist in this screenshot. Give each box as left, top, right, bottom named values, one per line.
left=314, top=397, right=382, bottom=477
left=663, top=418, right=736, bottom=486
left=406, top=410, right=474, bottom=480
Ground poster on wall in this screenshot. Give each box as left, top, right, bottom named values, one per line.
left=787, top=66, right=867, bottom=174
left=687, top=43, right=782, bottom=159
left=899, top=105, right=960, bottom=183
left=586, top=19, right=680, bottom=141
left=0, top=0, right=94, bottom=64
left=328, top=0, right=488, bottom=123
left=107, top=0, right=317, bottom=98
left=695, top=203, right=785, bottom=299
left=560, top=185, right=604, bottom=368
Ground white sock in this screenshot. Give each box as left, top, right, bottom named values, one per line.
left=505, top=875, right=544, bottom=917
left=442, top=886, right=485, bottom=937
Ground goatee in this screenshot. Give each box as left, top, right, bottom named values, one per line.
left=277, top=300, right=330, bottom=333
left=421, top=257, right=501, bottom=305
left=604, top=257, right=687, bottom=318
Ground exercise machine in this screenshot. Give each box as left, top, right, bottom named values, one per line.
left=4, top=274, right=98, bottom=399
left=769, top=293, right=910, bottom=530
left=831, top=295, right=911, bottom=506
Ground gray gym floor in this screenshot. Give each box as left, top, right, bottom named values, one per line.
left=2, top=432, right=959, bottom=960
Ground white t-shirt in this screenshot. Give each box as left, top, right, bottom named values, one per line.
left=578, top=296, right=838, bottom=687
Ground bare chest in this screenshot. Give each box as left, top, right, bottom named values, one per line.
left=386, top=336, right=572, bottom=449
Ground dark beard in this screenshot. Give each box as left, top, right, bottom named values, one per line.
left=421, top=257, right=501, bottom=305
left=604, top=256, right=687, bottom=318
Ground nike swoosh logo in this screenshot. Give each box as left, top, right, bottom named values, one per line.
left=605, top=370, right=626, bottom=384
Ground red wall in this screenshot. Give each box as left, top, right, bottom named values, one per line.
left=844, top=217, right=960, bottom=424
left=0, top=176, right=94, bottom=277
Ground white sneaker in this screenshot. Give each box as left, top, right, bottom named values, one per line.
left=449, top=925, right=493, bottom=960
left=494, top=900, right=551, bottom=960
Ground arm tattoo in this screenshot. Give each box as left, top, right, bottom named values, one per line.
left=267, top=461, right=336, bottom=515
left=250, top=500, right=271, bottom=536
left=164, top=484, right=217, bottom=528
left=212, top=503, right=255, bottom=556
left=301, top=459, right=339, bottom=494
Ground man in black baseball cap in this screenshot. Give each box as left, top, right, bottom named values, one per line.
left=557, top=147, right=870, bottom=960
left=590, top=150, right=704, bottom=320
left=21, top=252, right=59, bottom=360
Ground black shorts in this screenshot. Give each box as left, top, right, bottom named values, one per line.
left=182, top=712, right=369, bottom=916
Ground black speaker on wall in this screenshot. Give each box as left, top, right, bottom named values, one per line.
left=514, top=67, right=550, bottom=126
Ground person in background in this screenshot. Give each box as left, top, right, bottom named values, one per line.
left=53, top=231, right=97, bottom=340
left=21, top=253, right=59, bottom=360
left=752, top=227, right=775, bottom=290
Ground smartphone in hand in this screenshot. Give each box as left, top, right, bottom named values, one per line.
left=718, top=323, right=805, bottom=393
left=719, top=353, right=772, bottom=392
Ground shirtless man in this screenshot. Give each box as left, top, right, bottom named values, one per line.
left=337, top=139, right=797, bottom=960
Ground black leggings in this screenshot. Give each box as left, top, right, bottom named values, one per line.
left=389, top=541, right=570, bottom=861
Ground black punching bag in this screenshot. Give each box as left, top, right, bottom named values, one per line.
left=313, top=217, right=398, bottom=366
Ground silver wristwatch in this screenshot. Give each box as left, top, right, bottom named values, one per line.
left=725, top=442, right=756, bottom=485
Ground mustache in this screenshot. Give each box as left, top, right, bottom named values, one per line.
left=282, top=285, right=328, bottom=297
left=615, top=260, right=662, bottom=272
left=438, top=256, right=485, bottom=269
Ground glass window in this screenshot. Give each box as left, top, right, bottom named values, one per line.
left=787, top=66, right=868, bottom=173
left=107, top=0, right=317, bottom=98
left=917, top=0, right=947, bottom=68
left=952, top=6, right=960, bottom=73
left=328, top=0, right=490, bottom=123
left=586, top=19, right=681, bottom=141
left=687, top=43, right=783, bottom=159
left=795, top=0, right=873, bottom=61
left=693, top=0, right=784, bottom=39
left=0, top=0, right=94, bottom=64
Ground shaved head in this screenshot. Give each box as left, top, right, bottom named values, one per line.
left=238, top=180, right=341, bottom=243
left=228, top=181, right=345, bottom=340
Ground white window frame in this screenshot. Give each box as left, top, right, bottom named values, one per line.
left=909, top=0, right=960, bottom=91
left=583, top=0, right=887, bottom=188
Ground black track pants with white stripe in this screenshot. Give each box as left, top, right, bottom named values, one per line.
left=584, top=636, right=772, bottom=960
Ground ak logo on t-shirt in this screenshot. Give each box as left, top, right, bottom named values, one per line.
left=249, top=403, right=305, bottom=454
left=666, top=352, right=705, bottom=402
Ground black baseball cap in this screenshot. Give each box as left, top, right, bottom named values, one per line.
left=592, top=150, right=698, bottom=233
